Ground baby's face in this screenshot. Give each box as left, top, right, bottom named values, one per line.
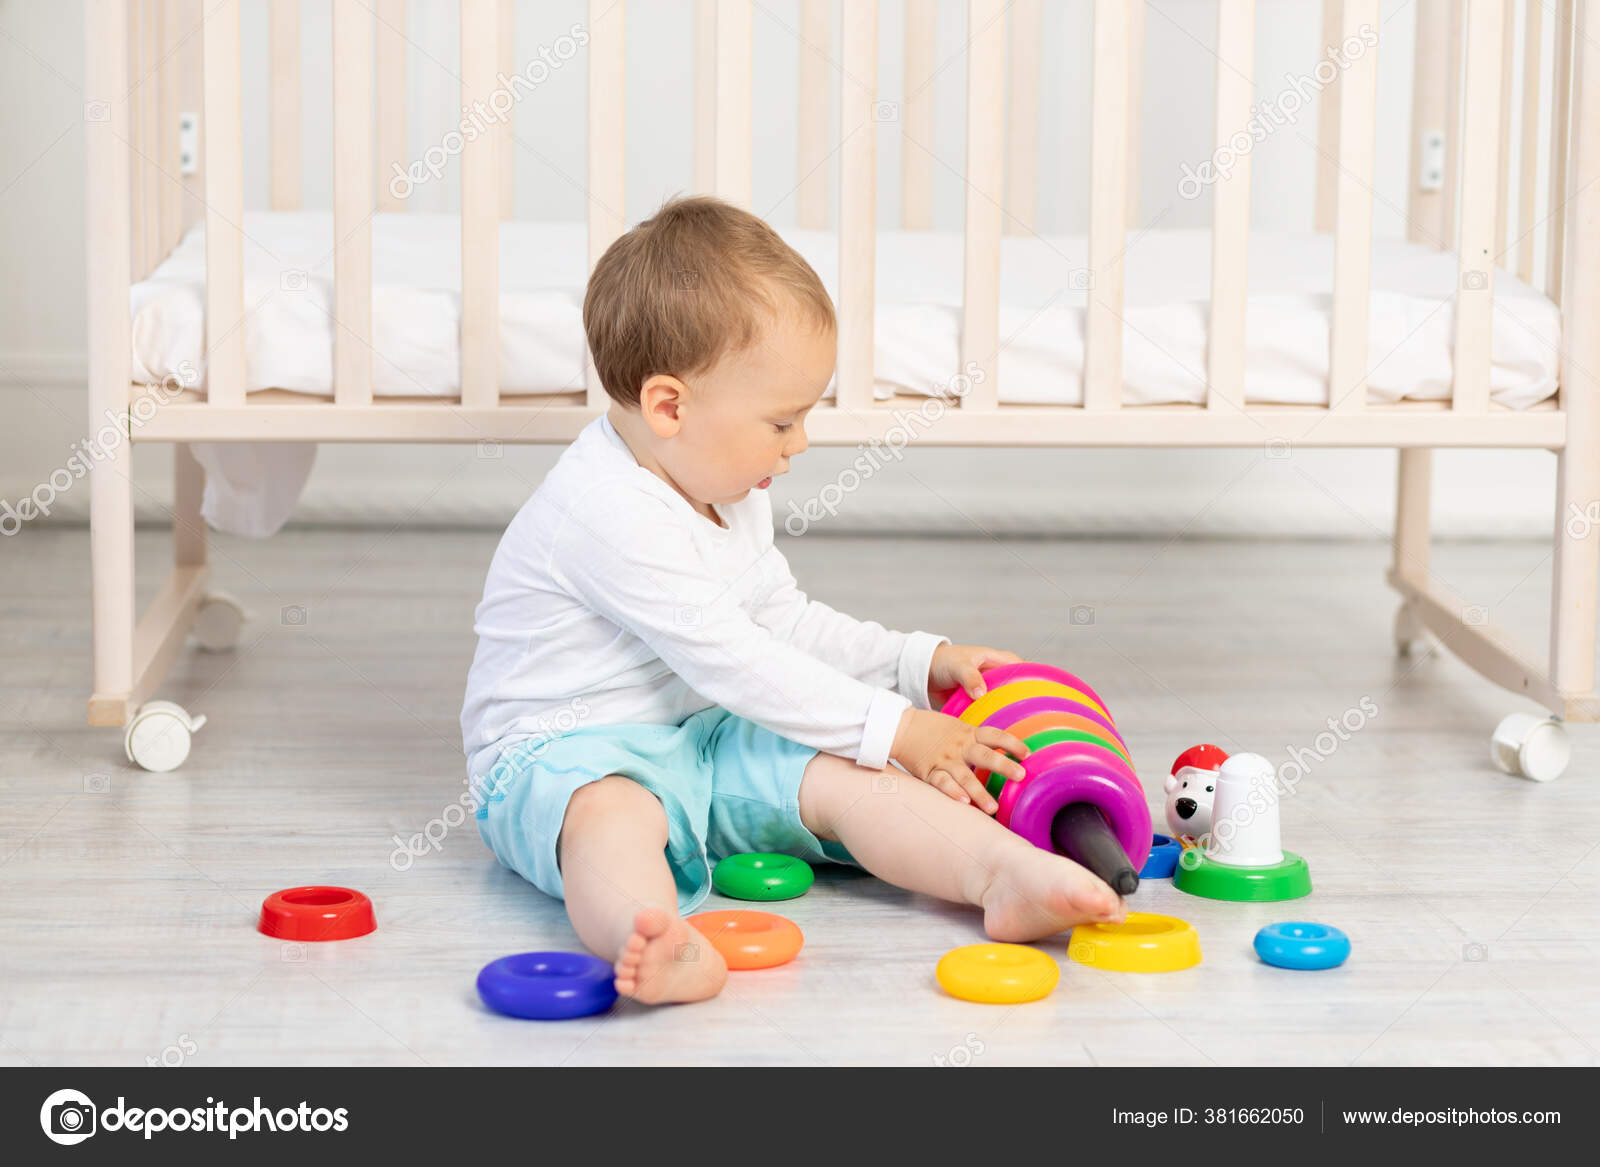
left=662, top=311, right=835, bottom=506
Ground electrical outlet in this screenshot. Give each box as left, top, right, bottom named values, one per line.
left=1419, top=129, right=1445, bottom=191
left=179, top=113, right=198, bottom=175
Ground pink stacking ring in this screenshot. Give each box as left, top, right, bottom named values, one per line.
left=996, top=773, right=1027, bottom=826
left=1020, top=740, right=1143, bottom=797
left=941, top=662, right=1111, bottom=721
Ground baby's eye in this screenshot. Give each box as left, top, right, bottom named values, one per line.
left=773, top=422, right=793, bottom=433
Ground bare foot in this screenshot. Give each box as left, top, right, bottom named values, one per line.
left=613, top=907, right=728, bottom=1004
left=979, top=840, right=1127, bottom=943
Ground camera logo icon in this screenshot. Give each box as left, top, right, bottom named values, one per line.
left=40, top=1088, right=97, bottom=1145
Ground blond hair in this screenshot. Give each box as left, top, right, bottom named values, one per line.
left=582, top=195, right=836, bottom=407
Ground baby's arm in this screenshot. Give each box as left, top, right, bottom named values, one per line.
left=749, top=542, right=947, bottom=709
left=550, top=491, right=911, bottom=770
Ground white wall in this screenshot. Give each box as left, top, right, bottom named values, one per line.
left=0, top=1, right=1564, bottom=537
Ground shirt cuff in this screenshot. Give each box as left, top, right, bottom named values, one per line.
left=898, top=630, right=951, bottom=710
left=857, top=688, right=911, bottom=772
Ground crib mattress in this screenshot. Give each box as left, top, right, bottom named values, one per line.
left=130, top=212, right=1561, bottom=410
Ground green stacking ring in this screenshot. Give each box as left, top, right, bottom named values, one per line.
left=712, top=853, right=815, bottom=901
left=984, top=728, right=1131, bottom=801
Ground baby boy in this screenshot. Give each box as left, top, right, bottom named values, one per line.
left=460, top=195, right=1124, bottom=1005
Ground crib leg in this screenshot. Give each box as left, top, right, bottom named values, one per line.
left=1391, top=448, right=1432, bottom=654
left=1551, top=444, right=1600, bottom=705
left=86, top=420, right=136, bottom=728
left=174, top=442, right=206, bottom=568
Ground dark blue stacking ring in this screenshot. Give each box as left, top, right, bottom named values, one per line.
left=477, top=951, right=618, bottom=1020
left=1139, top=833, right=1184, bottom=879
left=1253, top=922, right=1351, bottom=971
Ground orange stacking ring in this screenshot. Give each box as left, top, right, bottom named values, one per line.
left=1004, top=713, right=1132, bottom=762
left=687, top=909, right=804, bottom=970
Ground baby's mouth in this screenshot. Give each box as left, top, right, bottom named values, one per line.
left=755, top=476, right=773, bottom=489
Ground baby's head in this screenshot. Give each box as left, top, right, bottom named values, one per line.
left=583, top=195, right=836, bottom=509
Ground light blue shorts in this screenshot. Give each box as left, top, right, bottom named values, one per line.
left=474, top=707, right=860, bottom=915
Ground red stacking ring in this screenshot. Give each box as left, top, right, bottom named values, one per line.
left=258, top=886, right=376, bottom=942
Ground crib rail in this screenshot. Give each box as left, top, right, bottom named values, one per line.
left=91, top=0, right=1599, bottom=440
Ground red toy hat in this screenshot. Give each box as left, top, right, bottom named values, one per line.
left=1170, top=743, right=1228, bottom=775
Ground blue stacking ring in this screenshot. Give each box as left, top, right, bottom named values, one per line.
left=1139, top=834, right=1184, bottom=879
left=476, top=951, right=618, bottom=1019
left=1253, top=922, right=1351, bottom=971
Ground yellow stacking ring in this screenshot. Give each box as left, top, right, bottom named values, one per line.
left=957, top=680, right=1111, bottom=727
left=935, top=943, right=1061, bottom=1004
left=1066, top=913, right=1202, bottom=973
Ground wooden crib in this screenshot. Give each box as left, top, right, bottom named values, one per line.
left=83, top=0, right=1600, bottom=776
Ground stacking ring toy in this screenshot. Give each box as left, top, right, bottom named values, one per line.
left=936, top=943, right=1060, bottom=1004
left=1139, top=834, right=1183, bottom=879
left=956, top=680, right=1111, bottom=727
left=977, top=696, right=1126, bottom=748
left=258, top=886, right=376, bottom=942
left=1006, top=755, right=1153, bottom=872
left=977, top=727, right=1129, bottom=789
left=1253, top=922, right=1350, bottom=970
left=476, top=951, right=618, bottom=1020
left=942, top=663, right=1109, bottom=719
left=688, top=909, right=804, bottom=970
left=1068, top=913, right=1203, bottom=972
left=712, top=853, right=814, bottom=901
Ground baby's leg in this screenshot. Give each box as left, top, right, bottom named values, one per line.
left=557, top=775, right=727, bottom=1005
left=797, top=754, right=1127, bottom=941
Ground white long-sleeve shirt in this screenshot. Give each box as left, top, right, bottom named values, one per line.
left=460, top=415, right=947, bottom=783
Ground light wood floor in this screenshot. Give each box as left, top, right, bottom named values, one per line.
left=2, top=527, right=1596, bottom=1066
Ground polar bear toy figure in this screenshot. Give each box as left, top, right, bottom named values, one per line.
left=1164, top=743, right=1229, bottom=844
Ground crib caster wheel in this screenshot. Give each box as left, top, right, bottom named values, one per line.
left=193, top=591, right=247, bottom=652
left=1394, top=603, right=1427, bottom=657
left=124, top=700, right=207, bottom=773
left=1489, top=713, right=1570, bottom=782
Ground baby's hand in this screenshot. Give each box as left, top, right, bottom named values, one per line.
left=889, top=707, right=1029, bottom=814
left=927, top=643, right=1023, bottom=710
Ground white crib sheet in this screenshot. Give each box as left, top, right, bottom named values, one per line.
left=132, top=213, right=1561, bottom=410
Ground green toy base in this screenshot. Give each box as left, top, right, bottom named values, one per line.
left=1172, top=849, right=1312, bottom=902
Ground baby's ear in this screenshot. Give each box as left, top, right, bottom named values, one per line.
left=1163, top=773, right=1179, bottom=794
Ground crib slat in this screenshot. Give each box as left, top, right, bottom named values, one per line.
left=1517, top=0, right=1543, bottom=283
left=269, top=0, right=301, bottom=211
left=141, top=0, right=160, bottom=272
left=1314, top=0, right=1342, bottom=234
left=461, top=0, right=500, bottom=409
left=1327, top=0, right=1379, bottom=412
left=202, top=0, right=245, bottom=408
left=1004, top=0, right=1041, bottom=236
left=159, top=0, right=181, bottom=259
left=837, top=0, right=878, bottom=413
left=1494, top=0, right=1514, bottom=260
left=715, top=0, right=752, bottom=208
left=1127, top=0, right=1145, bottom=225
left=127, top=1, right=144, bottom=277
left=1441, top=1, right=1464, bottom=247
left=962, top=0, right=1005, bottom=410
left=499, top=0, right=515, bottom=219
left=375, top=0, right=408, bottom=213
left=1207, top=0, right=1254, bottom=412
left=903, top=0, right=936, bottom=230
left=177, top=0, right=205, bottom=239
left=1451, top=0, right=1506, bottom=414
left=1408, top=0, right=1449, bottom=248
left=694, top=0, right=715, bottom=193
left=1083, top=0, right=1130, bottom=412
left=1548, top=0, right=1575, bottom=302
left=796, top=0, right=829, bottom=229
left=332, top=0, right=373, bottom=408
left=587, top=0, right=625, bottom=410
